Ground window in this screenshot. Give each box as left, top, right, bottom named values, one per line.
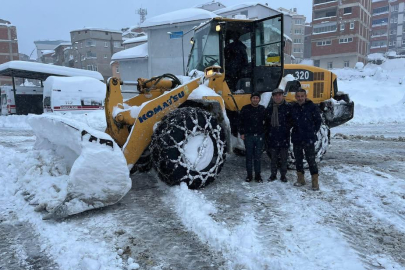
left=340, top=23, right=345, bottom=31
left=372, top=29, right=387, bottom=37
left=293, top=38, right=302, bottom=44
left=86, top=51, right=97, bottom=58
left=350, top=22, right=354, bottom=29
left=87, top=65, right=98, bottom=71
left=344, top=61, right=349, bottom=67
left=339, top=37, right=353, bottom=43
left=104, top=41, right=108, bottom=48
left=114, top=41, right=122, bottom=48
left=295, top=29, right=302, bottom=34
left=116, top=66, right=119, bottom=73
left=314, top=60, right=320, bottom=67
left=327, top=62, right=333, bottom=69
left=104, top=54, right=107, bottom=59
left=389, top=41, right=392, bottom=46
left=393, top=41, right=396, bottom=46
left=314, top=0, right=336, bottom=5
left=344, top=7, right=352, bottom=14
left=313, top=23, right=337, bottom=34
left=80, top=42, right=83, bottom=48
left=390, top=30, right=397, bottom=35
left=314, top=9, right=337, bottom=19
left=372, top=18, right=388, bottom=26
left=372, top=6, right=388, bottom=14
left=403, top=40, right=405, bottom=45
left=86, top=39, right=96, bottom=47
left=391, top=5, right=399, bottom=12
left=316, top=40, right=332, bottom=46
left=390, top=17, right=398, bottom=24
left=295, top=19, right=303, bottom=25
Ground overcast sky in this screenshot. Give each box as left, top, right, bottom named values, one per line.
left=0, top=0, right=312, bottom=58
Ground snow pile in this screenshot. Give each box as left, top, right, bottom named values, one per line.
left=0, top=146, right=124, bottom=270
left=27, top=114, right=131, bottom=219
left=0, top=115, right=31, bottom=128
left=334, top=58, right=405, bottom=124
left=111, top=43, right=148, bottom=61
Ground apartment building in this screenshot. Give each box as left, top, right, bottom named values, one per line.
left=370, top=0, right=405, bottom=54
left=278, top=8, right=306, bottom=63
left=0, top=19, right=19, bottom=85
left=70, top=28, right=123, bottom=81
left=311, top=0, right=372, bottom=69
left=304, top=24, right=313, bottom=58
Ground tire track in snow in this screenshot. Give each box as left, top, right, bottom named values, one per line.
left=109, top=171, right=226, bottom=270
left=313, top=165, right=405, bottom=269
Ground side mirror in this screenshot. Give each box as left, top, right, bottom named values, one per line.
left=284, top=80, right=301, bottom=96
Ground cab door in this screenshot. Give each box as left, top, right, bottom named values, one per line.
left=252, top=14, right=284, bottom=93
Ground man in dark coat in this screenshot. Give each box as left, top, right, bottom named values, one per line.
left=264, top=88, right=291, bottom=182
left=239, top=92, right=265, bottom=183
left=224, top=31, right=248, bottom=91
left=291, top=88, right=322, bottom=190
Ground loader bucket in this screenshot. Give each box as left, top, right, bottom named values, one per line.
left=27, top=114, right=131, bottom=220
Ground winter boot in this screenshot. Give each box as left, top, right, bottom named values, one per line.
left=255, top=174, right=263, bottom=183
left=268, top=174, right=277, bottom=182
left=293, top=172, right=305, bottom=187
left=280, top=175, right=287, bottom=182
left=311, top=174, right=319, bottom=191
left=245, top=175, right=253, bottom=182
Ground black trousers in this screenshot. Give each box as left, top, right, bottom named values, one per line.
left=293, top=143, right=318, bottom=175
left=269, top=148, right=288, bottom=177
left=244, top=134, right=264, bottom=177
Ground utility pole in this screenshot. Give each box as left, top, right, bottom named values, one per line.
left=137, top=8, right=147, bottom=24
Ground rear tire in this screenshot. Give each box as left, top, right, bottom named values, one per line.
left=288, top=123, right=330, bottom=169
left=151, top=107, right=227, bottom=189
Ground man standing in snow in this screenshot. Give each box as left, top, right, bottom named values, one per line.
left=239, top=92, right=265, bottom=183
left=291, top=88, right=322, bottom=190
left=264, top=88, right=291, bottom=182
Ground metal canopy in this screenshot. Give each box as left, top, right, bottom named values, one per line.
left=0, top=68, right=59, bottom=81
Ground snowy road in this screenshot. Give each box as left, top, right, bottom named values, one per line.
left=1, top=124, right=405, bottom=270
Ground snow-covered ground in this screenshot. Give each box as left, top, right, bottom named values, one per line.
left=0, top=60, right=404, bottom=269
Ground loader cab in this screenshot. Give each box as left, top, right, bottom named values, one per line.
left=186, top=14, right=284, bottom=94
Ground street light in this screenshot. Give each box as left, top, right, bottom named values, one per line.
left=168, top=27, right=195, bottom=75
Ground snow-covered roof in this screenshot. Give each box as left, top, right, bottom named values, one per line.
left=0, top=23, right=14, bottom=27
left=41, top=50, right=55, bottom=55
left=111, top=43, right=148, bottom=61
left=54, top=42, right=72, bottom=50
left=0, top=61, right=104, bottom=81
left=214, top=2, right=278, bottom=14
left=141, top=8, right=218, bottom=28
left=122, top=35, right=148, bottom=45
left=70, top=27, right=122, bottom=34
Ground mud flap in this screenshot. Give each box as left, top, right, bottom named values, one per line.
left=27, top=115, right=131, bottom=220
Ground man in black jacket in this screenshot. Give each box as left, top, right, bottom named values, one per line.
left=291, top=88, right=322, bottom=190
left=264, top=88, right=291, bottom=182
left=239, top=92, right=265, bottom=183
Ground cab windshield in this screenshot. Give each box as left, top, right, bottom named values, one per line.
left=187, top=23, right=220, bottom=73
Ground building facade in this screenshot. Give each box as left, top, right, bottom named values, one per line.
left=304, top=24, right=313, bottom=58
left=70, top=28, right=124, bottom=81
left=34, top=40, right=69, bottom=62
left=370, top=0, right=405, bottom=55
left=311, top=0, right=372, bottom=69
left=52, top=42, right=72, bottom=66
left=0, top=19, right=19, bottom=85
left=278, top=8, right=306, bottom=63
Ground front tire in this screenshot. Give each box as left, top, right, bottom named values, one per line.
left=150, top=107, right=227, bottom=189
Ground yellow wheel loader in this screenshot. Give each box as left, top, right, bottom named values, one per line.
left=29, top=14, right=353, bottom=219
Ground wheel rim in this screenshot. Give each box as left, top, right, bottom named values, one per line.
left=182, top=133, right=214, bottom=171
